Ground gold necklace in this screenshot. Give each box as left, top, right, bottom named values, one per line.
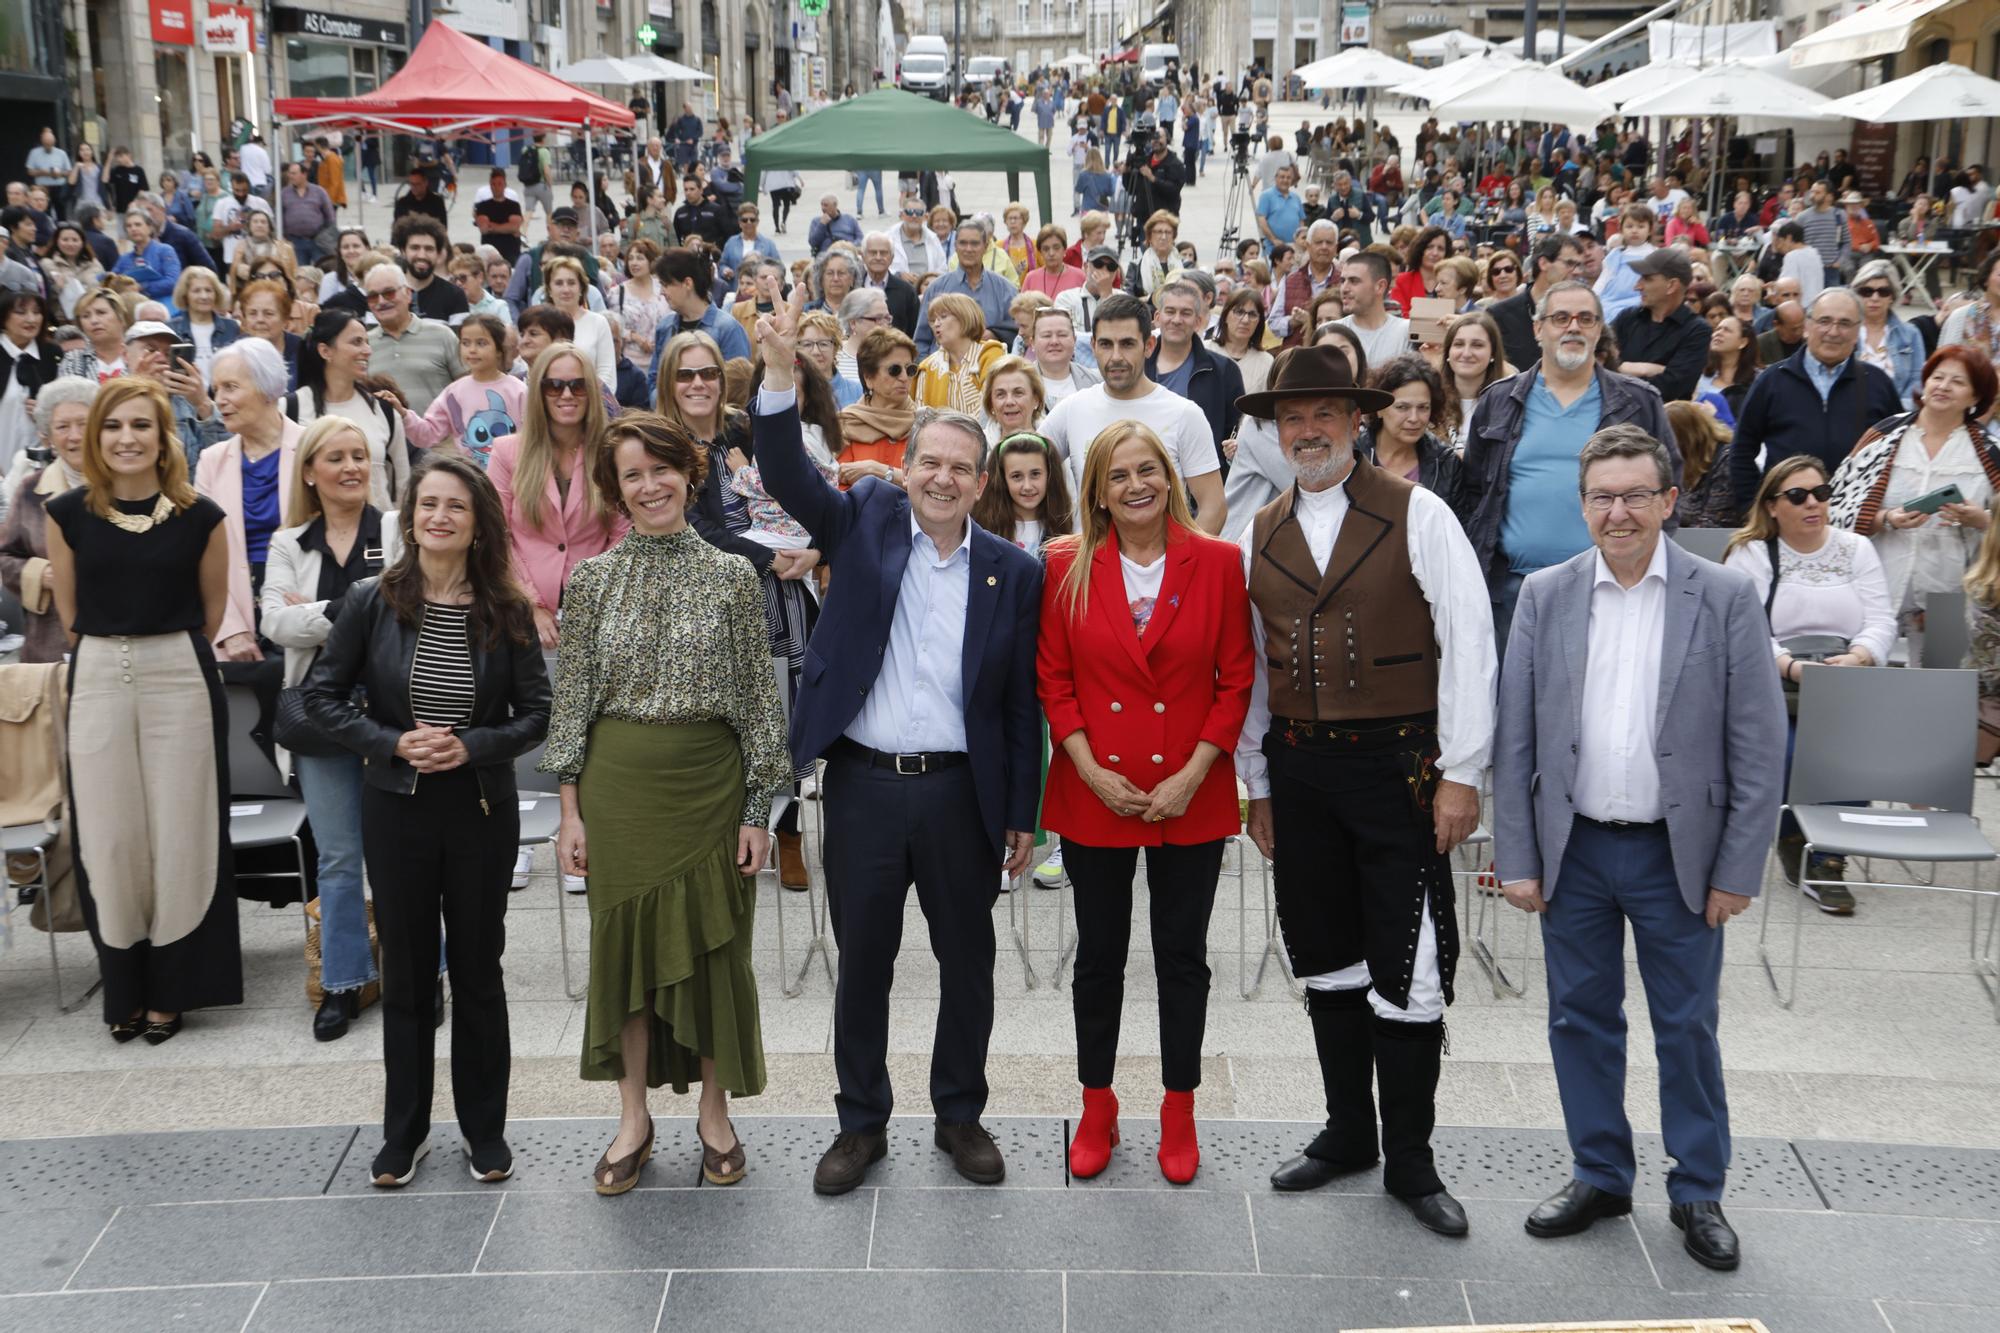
left=104, top=494, right=174, bottom=534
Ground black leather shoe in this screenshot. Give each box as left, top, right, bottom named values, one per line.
left=1671, top=1200, right=1741, bottom=1271
left=1269, top=1151, right=1379, bottom=1192
left=141, top=1015, right=183, bottom=1046
left=1525, top=1181, right=1633, bottom=1238
left=314, top=990, right=360, bottom=1043
left=812, top=1131, right=887, bottom=1195
left=935, top=1120, right=1006, bottom=1184
left=1398, top=1188, right=1470, bottom=1237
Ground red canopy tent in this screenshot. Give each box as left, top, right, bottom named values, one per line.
left=273, top=21, right=634, bottom=238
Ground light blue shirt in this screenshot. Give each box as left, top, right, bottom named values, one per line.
left=719, top=231, right=781, bottom=277
left=916, top=266, right=1020, bottom=355
left=1256, top=186, right=1305, bottom=255
left=1803, top=350, right=1849, bottom=404
left=845, top=513, right=972, bottom=754
left=1501, top=373, right=1602, bottom=575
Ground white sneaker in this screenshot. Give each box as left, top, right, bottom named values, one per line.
left=562, top=872, right=589, bottom=895
left=510, top=849, right=532, bottom=891
left=1033, top=845, right=1067, bottom=889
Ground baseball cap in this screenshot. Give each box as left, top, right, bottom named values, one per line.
left=125, top=320, right=177, bottom=343
left=550, top=206, right=579, bottom=225
left=1629, top=248, right=1693, bottom=284
left=1085, top=246, right=1120, bottom=268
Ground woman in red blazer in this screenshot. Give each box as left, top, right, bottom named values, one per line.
left=1038, top=420, right=1254, bottom=1186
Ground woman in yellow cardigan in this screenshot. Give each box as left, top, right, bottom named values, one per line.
left=914, top=292, right=1008, bottom=416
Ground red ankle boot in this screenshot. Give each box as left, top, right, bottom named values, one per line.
left=1069, top=1086, right=1120, bottom=1179
left=1158, top=1089, right=1200, bottom=1184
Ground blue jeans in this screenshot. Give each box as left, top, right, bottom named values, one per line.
left=296, top=751, right=374, bottom=993
left=855, top=170, right=884, bottom=214
left=296, top=750, right=447, bottom=992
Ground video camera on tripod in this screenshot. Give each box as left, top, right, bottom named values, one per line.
left=1217, top=128, right=1259, bottom=256
left=1119, top=115, right=1163, bottom=249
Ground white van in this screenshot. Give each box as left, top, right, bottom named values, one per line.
left=1140, top=43, right=1180, bottom=87
left=900, top=36, right=952, bottom=100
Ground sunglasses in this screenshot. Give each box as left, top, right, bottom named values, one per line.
left=366, top=290, right=401, bottom=304
left=674, top=365, right=723, bottom=384
left=1855, top=286, right=1894, bottom=299
left=1778, top=484, right=1833, bottom=505
left=1489, top=265, right=1518, bottom=276
left=874, top=363, right=916, bottom=378
left=541, top=377, right=589, bottom=398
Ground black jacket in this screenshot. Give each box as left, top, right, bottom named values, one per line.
left=1139, top=151, right=1185, bottom=218
left=301, top=578, right=550, bottom=800
left=1725, top=348, right=1904, bottom=523
left=691, top=414, right=779, bottom=576
left=1610, top=303, right=1712, bottom=404
left=1145, top=338, right=1243, bottom=455
left=875, top=273, right=921, bottom=338
left=1489, top=287, right=1539, bottom=374
left=1358, top=424, right=1470, bottom=522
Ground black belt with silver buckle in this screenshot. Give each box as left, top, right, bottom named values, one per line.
left=1578, top=814, right=1667, bottom=833
left=832, top=737, right=969, bottom=775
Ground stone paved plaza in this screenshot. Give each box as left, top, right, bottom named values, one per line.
left=3, top=100, right=1998, bottom=1332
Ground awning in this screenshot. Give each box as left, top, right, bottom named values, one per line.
left=1790, top=0, right=1963, bottom=69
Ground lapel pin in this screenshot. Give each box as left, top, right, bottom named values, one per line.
left=987, top=575, right=997, bottom=586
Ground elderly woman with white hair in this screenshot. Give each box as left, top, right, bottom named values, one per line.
left=807, top=245, right=860, bottom=316
left=192, top=336, right=300, bottom=663
left=835, top=286, right=893, bottom=382
left=0, top=377, right=98, bottom=662
left=1850, top=257, right=1925, bottom=406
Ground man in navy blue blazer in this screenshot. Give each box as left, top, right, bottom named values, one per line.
left=751, top=311, right=1045, bottom=1196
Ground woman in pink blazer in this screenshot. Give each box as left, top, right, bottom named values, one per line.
left=489, top=343, right=629, bottom=647
left=192, top=339, right=300, bottom=661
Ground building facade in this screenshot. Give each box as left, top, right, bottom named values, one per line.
left=917, top=0, right=1091, bottom=77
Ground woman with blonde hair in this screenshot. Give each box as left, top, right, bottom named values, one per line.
left=541, top=255, right=616, bottom=386
left=980, top=354, right=1047, bottom=445
left=260, top=415, right=405, bottom=1041
left=1134, top=210, right=1185, bottom=303
left=58, top=286, right=132, bottom=382
left=837, top=325, right=918, bottom=486
left=916, top=291, right=1006, bottom=414
left=44, top=377, right=239, bottom=1044
left=1000, top=202, right=1036, bottom=278
left=1963, top=497, right=2000, bottom=760
left=490, top=341, right=626, bottom=668
left=1432, top=256, right=1479, bottom=313
left=170, top=266, right=241, bottom=384
left=1038, top=419, right=1255, bottom=1184
left=1437, top=310, right=1511, bottom=449
left=1666, top=400, right=1735, bottom=529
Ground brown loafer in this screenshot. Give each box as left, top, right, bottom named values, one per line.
left=777, top=830, right=809, bottom=891
left=702, top=1129, right=747, bottom=1186
left=593, top=1119, right=655, bottom=1197
left=812, top=1130, right=887, bottom=1195
left=935, top=1120, right=1006, bottom=1185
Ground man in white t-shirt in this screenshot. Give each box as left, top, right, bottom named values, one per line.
left=1041, top=292, right=1227, bottom=534
left=209, top=173, right=273, bottom=266
left=1334, top=252, right=1411, bottom=368
left=1027, top=305, right=1100, bottom=406
left=239, top=137, right=272, bottom=194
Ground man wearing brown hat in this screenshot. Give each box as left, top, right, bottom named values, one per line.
left=1609, top=248, right=1712, bottom=403
left=1233, top=345, right=1497, bottom=1236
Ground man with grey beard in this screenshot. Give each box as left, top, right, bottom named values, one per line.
left=1459, top=281, right=1677, bottom=647
left=1234, top=345, right=1496, bottom=1238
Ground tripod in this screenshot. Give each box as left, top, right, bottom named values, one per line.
left=1217, top=146, right=1253, bottom=259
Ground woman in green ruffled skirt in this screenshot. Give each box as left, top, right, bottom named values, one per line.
left=540, top=412, right=791, bottom=1195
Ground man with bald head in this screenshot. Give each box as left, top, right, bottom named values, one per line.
left=1756, top=300, right=1805, bottom=367
left=1728, top=287, right=1903, bottom=518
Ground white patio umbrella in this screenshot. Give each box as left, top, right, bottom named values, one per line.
left=1496, top=30, right=1580, bottom=60
left=1407, top=30, right=1491, bottom=62
left=625, top=53, right=712, bottom=82
left=1620, top=61, right=1841, bottom=121
left=1428, top=63, right=1615, bottom=126
left=1057, top=52, right=1097, bottom=71
left=1589, top=59, right=1700, bottom=109
left=1296, top=47, right=1427, bottom=166
left=1391, top=51, right=1521, bottom=105
left=552, top=56, right=662, bottom=86
left=1821, top=64, right=2000, bottom=203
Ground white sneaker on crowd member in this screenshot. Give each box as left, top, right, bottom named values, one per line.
left=562, top=873, right=588, bottom=895
left=511, top=849, right=532, bottom=891
left=1034, top=843, right=1067, bottom=889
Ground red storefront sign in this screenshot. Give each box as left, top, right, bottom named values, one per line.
left=151, top=0, right=197, bottom=45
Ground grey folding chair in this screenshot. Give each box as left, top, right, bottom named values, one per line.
left=778, top=764, right=834, bottom=999
left=1758, top=666, right=2000, bottom=1020
left=1456, top=824, right=1529, bottom=998
left=512, top=739, right=580, bottom=1000
left=1920, top=589, right=1970, bottom=670
left=223, top=685, right=311, bottom=932
left=3, top=822, right=99, bottom=1013
left=1670, top=528, right=1734, bottom=564
left=1236, top=834, right=1301, bottom=1000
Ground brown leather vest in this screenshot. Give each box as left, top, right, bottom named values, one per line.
left=1248, top=456, right=1441, bottom=722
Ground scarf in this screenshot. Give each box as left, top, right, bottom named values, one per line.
left=1967, top=300, right=2000, bottom=360
left=838, top=397, right=915, bottom=445
left=1829, top=411, right=2000, bottom=537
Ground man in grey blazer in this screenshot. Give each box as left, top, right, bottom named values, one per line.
left=1492, top=423, right=1786, bottom=1273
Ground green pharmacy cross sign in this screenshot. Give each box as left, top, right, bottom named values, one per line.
left=637, top=22, right=658, bottom=44
left=800, top=0, right=827, bottom=14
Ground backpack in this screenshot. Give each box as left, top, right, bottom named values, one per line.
left=518, top=145, right=543, bottom=187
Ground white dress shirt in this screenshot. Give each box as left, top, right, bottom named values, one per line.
left=1234, top=470, right=1497, bottom=797
left=1573, top=540, right=1668, bottom=824
left=846, top=512, right=973, bottom=755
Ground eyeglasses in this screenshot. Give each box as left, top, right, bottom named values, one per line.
left=1855, top=286, right=1894, bottom=299
left=1810, top=316, right=1860, bottom=332
left=874, top=363, right=916, bottom=378
left=541, top=377, right=589, bottom=398
left=674, top=365, right=723, bottom=383
left=1541, top=311, right=1601, bottom=330
left=366, top=290, right=401, bottom=304
left=1581, top=488, right=1665, bottom=512
left=1778, top=484, right=1833, bottom=505
left=797, top=339, right=836, bottom=352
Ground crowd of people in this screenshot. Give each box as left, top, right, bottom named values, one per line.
left=6, top=76, right=2000, bottom=1274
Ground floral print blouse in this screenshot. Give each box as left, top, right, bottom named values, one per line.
left=538, top=527, right=792, bottom=822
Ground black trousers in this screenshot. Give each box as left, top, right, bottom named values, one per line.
left=770, top=187, right=800, bottom=230
left=1064, top=838, right=1225, bottom=1092
left=361, top=768, right=518, bottom=1153
left=822, top=752, right=997, bottom=1133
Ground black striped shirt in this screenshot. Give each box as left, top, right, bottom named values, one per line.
left=410, top=602, right=475, bottom=728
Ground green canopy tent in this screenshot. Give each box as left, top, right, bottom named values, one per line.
left=743, top=88, right=1053, bottom=226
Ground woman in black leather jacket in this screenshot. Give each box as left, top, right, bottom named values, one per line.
left=303, top=451, right=549, bottom=1190
left=1358, top=352, right=1470, bottom=523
